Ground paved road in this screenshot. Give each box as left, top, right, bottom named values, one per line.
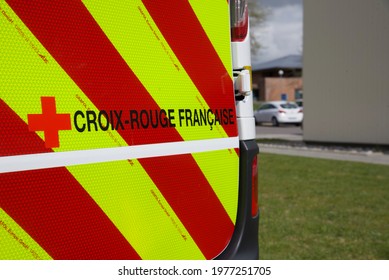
left=255, top=124, right=389, bottom=166
left=259, top=144, right=389, bottom=165
left=256, top=124, right=303, bottom=141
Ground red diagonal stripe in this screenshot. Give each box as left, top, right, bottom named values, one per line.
left=0, top=100, right=52, bottom=157
left=141, top=155, right=235, bottom=258
left=6, top=0, right=235, bottom=258
left=142, top=0, right=238, bottom=138
left=0, top=99, right=141, bottom=259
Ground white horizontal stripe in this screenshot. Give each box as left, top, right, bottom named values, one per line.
left=0, top=137, right=239, bottom=173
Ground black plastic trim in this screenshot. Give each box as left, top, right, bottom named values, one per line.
left=216, top=139, right=260, bottom=260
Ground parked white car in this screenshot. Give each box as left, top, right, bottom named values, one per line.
left=254, top=101, right=303, bottom=126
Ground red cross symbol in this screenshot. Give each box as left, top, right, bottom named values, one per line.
left=28, top=97, right=71, bottom=148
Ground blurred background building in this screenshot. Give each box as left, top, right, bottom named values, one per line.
left=251, top=0, right=389, bottom=145
left=252, top=54, right=302, bottom=102
left=303, top=0, right=389, bottom=145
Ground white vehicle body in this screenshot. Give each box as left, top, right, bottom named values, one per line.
left=255, top=101, right=303, bottom=126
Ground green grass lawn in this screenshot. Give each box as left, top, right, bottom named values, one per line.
left=258, top=153, right=389, bottom=260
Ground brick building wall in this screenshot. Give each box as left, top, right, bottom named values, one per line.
left=264, top=77, right=302, bottom=101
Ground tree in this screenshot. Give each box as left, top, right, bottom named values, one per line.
left=248, top=0, right=269, bottom=55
